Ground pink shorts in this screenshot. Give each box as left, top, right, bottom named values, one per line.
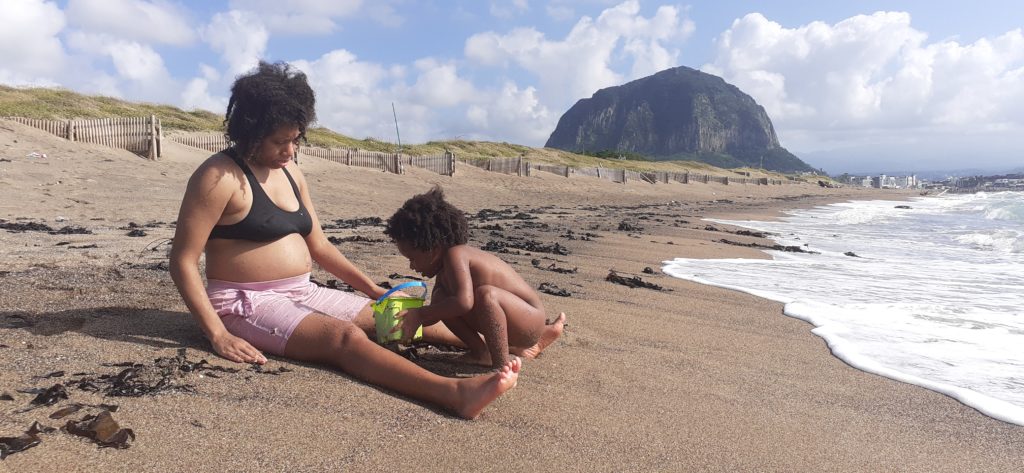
left=206, top=273, right=371, bottom=356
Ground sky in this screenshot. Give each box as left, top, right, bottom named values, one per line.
left=2, top=0, right=1023, bottom=174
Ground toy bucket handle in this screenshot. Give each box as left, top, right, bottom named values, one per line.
left=375, top=281, right=428, bottom=305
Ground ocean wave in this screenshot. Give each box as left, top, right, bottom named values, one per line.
left=955, top=230, right=1024, bottom=253
left=664, top=192, right=1024, bottom=426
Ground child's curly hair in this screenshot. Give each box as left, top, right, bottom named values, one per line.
left=225, top=61, right=316, bottom=160
left=385, top=186, right=468, bottom=251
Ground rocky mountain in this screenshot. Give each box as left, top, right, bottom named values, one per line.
left=545, top=66, right=814, bottom=173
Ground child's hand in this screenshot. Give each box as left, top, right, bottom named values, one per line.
left=391, top=308, right=422, bottom=343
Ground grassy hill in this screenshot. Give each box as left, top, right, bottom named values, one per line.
left=0, top=85, right=807, bottom=180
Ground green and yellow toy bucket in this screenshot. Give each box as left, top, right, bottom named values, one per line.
left=371, top=281, right=427, bottom=344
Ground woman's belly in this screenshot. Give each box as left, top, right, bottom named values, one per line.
left=204, top=234, right=312, bottom=282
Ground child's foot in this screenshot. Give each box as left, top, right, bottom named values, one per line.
left=455, top=350, right=492, bottom=367
left=454, top=357, right=521, bottom=420
left=514, top=312, right=565, bottom=359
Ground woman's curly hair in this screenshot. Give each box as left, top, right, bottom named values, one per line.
left=225, top=61, right=316, bottom=160
left=385, top=186, right=469, bottom=251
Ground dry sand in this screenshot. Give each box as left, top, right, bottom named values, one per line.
left=1, top=118, right=1022, bottom=472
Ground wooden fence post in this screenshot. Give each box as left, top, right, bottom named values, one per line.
left=155, top=117, right=162, bottom=158
left=445, top=150, right=455, bottom=176
left=147, top=115, right=156, bottom=160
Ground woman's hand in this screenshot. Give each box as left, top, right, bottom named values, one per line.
left=211, top=332, right=267, bottom=364
left=391, top=308, right=422, bottom=344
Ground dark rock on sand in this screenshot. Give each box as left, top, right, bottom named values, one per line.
left=538, top=282, right=572, bottom=297
left=606, top=270, right=666, bottom=291
left=718, top=238, right=818, bottom=254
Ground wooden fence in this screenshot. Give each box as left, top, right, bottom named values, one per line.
left=458, top=156, right=530, bottom=177
left=166, top=131, right=228, bottom=153
left=299, top=147, right=403, bottom=174
left=533, top=163, right=571, bottom=177
left=404, top=152, right=456, bottom=176
left=166, top=132, right=413, bottom=175
left=573, top=167, right=626, bottom=183
left=3, top=115, right=162, bottom=159
left=19, top=123, right=795, bottom=186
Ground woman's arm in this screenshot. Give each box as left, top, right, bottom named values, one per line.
left=169, top=157, right=266, bottom=364
left=291, top=167, right=388, bottom=300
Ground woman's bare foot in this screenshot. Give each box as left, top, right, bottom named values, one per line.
left=454, top=357, right=521, bottom=419
left=513, top=312, right=565, bottom=359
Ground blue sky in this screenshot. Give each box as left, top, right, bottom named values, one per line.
left=3, top=1, right=1023, bottom=174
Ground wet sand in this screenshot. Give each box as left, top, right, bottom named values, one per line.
left=1, top=119, right=1022, bottom=471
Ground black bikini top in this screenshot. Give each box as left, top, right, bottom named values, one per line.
left=208, top=148, right=313, bottom=241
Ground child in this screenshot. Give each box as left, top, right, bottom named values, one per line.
left=384, top=186, right=565, bottom=369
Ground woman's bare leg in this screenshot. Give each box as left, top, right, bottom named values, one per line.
left=285, top=312, right=519, bottom=419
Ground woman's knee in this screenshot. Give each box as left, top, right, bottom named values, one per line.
left=290, top=315, right=367, bottom=361
left=328, top=321, right=368, bottom=352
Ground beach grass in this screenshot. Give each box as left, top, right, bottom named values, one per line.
left=0, top=85, right=808, bottom=181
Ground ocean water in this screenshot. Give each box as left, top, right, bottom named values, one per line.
left=662, top=191, right=1024, bottom=425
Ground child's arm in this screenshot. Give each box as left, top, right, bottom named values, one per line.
left=415, top=249, right=476, bottom=325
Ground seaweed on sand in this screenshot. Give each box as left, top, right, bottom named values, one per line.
left=605, top=270, right=667, bottom=291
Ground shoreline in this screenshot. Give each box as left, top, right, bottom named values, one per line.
left=668, top=192, right=1024, bottom=427
left=2, top=121, right=1022, bottom=471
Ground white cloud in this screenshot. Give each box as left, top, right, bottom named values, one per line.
left=227, top=0, right=365, bottom=34
left=289, top=47, right=556, bottom=146
left=65, top=0, right=195, bottom=46
left=66, top=32, right=169, bottom=82
left=64, top=31, right=178, bottom=103
left=181, top=77, right=227, bottom=113
left=199, top=63, right=221, bottom=82
left=703, top=12, right=1024, bottom=156
left=0, top=0, right=67, bottom=84
left=202, top=10, right=268, bottom=77
left=466, top=82, right=553, bottom=145
left=408, top=59, right=478, bottom=107
left=291, top=49, right=395, bottom=140
left=465, top=0, right=693, bottom=108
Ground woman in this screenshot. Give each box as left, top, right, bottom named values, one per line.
left=169, top=61, right=518, bottom=419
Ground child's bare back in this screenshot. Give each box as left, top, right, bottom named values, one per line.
left=385, top=187, right=565, bottom=369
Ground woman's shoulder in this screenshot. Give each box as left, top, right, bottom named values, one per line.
left=196, top=150, right=241, bottom=174
left=187, top=151, right=243, bottom=188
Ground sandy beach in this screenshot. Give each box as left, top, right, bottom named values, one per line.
left=2, top=118, right=1022, bottom=472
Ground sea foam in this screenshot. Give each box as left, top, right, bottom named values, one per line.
left=662, top=192, right=1024, bottom=425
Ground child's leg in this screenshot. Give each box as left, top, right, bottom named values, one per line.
left=511, top=312, right=566, bottom=360
left=440, top=316, right=490, bottom=364
left=467, top=285, right=547, bottom=369
left=284, top=312, right=520, bottom=420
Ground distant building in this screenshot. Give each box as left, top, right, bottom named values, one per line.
left=835, top=173, right=918, bottom=189
left=868, top=174, right=917, bottom=189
